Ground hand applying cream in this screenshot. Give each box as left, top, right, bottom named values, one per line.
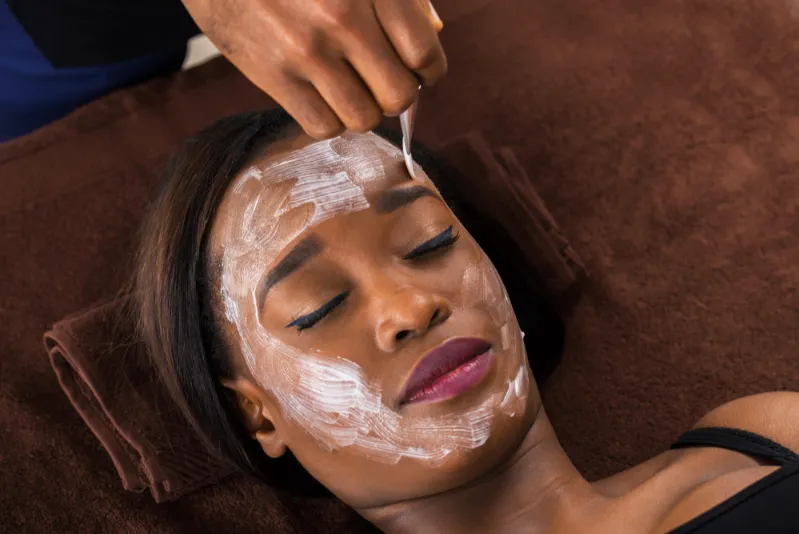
left=182, top=0, right=445, bottom=140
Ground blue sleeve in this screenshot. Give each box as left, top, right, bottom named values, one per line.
left=0, top=1, right=187, bottom=141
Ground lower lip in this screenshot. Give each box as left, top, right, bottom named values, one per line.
left=404, top=351, right=493, bottom=405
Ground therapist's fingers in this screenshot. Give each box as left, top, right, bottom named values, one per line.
left=338, top=14, right=422, bottom=116
left=373, top=0, right=448, bottom=86
left=265, top=74, right=346, bottom=139
left=182, top=0, right=446, bottom=138
left=305, top=58, right=385, bottom=133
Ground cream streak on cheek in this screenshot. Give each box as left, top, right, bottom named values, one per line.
left=218, top=133, right=528, bottom=465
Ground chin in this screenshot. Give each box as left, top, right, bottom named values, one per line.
left=416, top=378, right=538, bottom=488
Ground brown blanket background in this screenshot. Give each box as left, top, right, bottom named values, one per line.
left=2, top=0, right=798, bottom=532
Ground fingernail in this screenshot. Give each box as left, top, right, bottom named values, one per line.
left=428, top=1, right=444, bottom=30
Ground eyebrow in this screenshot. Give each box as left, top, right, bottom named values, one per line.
left=373, top=185, right=440, bottom=214
left=256, top=235, right=323, bottom=310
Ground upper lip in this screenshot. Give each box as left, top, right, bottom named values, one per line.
left=398, top=337, right=492, bottom=405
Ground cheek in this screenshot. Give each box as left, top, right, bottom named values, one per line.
left=407, top=235, right=487, bottom=298
left=458, top=240, right=521, bottom=358
left=457, top=239, right=512, bottom=321
left=258, top=350, right=384, bottom=450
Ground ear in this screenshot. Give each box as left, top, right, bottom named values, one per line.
left=220, top=377, right=287, bottom=459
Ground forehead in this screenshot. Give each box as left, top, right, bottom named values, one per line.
left=209, top=131, right=408, bottom=257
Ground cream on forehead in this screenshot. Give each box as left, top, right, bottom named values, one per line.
left=219, top=132, right=401, bottom=323
left=233, top=132, right=399, bottom=225
left=218, top=133, right=528, bottom=465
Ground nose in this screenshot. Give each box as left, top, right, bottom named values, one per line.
left=374, top=287, right=451, bottom=353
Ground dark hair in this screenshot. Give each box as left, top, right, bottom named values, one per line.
left=135, top=108, right=564, bottom=495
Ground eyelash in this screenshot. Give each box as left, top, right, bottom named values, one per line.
left=286, top=227, right=459, bottom=332
left=402, top=225, right=460, bottom=261
left=287, top=291, right=349, bottom=332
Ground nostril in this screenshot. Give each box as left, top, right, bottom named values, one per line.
left=429, top=309, right=440, bottom=327
left=395, top=330, right=411, bottom=342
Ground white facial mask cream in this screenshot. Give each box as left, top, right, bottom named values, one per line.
left=218, top=132, right=528, bottom=465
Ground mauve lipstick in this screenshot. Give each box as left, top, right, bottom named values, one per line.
left=399, top=337, right=493, bottom=406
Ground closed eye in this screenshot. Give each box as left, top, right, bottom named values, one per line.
left=287, top=291, right=349, bottom=332
left=403, top=226, right=460, bottom=260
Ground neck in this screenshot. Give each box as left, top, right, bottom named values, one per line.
left=359, top=408, right=600, bottom=534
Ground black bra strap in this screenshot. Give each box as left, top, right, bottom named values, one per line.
left=671, top=427, right=799, bottom=466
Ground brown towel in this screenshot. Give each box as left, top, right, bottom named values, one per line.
left=43, top=133, right=585, bottom=502
left=435, top=132, right=586, bottom=304
left=44, top=296, right=234, bottom=503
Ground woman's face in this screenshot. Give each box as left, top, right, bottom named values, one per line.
left=207, top=130, right=539, bottom=508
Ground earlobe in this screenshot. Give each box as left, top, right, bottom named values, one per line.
left=220, top=377, right=288, bottom=459
left=254, top=429, right=288, bottom=459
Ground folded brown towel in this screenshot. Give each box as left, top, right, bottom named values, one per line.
left=44, top=296, right=235, bottom=503
left=43, top=132, right=585, bottom=502
left=435, top=132, right=586, bottom=304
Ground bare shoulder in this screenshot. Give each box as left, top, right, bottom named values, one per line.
left=650, top=392, right=799, bottom=532
left=595, top=392, right=799, bottom=498
left=693, top=391, right=799, bottom=453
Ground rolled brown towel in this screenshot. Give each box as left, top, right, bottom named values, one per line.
left=42, top=132, right=586, bottom=502
left=44, top=296, right=235, bottom=503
